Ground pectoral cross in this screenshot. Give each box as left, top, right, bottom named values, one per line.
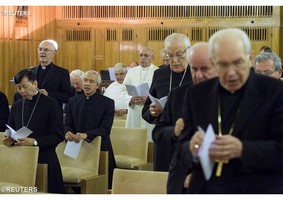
left=216, top=160, right=229, bottom=177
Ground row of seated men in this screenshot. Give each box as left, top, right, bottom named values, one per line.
left=1, top=30, right=283, bottom=194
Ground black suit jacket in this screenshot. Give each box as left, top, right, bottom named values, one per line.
left=142, top=65, right=192, bottom=172
left=170, top=72, right=283, bottom=193
left=9, top=93, right=65, bottom=193
left=0, top=91, right=9, bottom=131
left=64, top=92, right=116, bottom=188
left=142, top=65, right=192, bottom=124
left=30, top=62, right=73, bottom=107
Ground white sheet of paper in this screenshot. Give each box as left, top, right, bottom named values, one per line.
left=125, top=83, right=149, bottom=96
left=64, top=140, right=83, bottom=159
left=147, top=92, right=168, bottom=109
left=108, top=67, right=116, bottom=81
left=198, top=124, right=216, bottom=181
left=6, top=124, right=33, bottom=141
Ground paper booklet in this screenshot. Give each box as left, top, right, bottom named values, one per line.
left=125, top=83, right=149, bottom=96
left=147, top=92, right=168, bottom=109
left=5, top=124, right=33, bottom=142
left=64, top=140, right=83, bottom=159
left=198, top=124, right=216, bottom=181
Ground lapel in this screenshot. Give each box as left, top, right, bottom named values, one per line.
left=200, top=78, right=219, bottom=132
left=233, top=72, right=262, bottom=137
left=41, top=63, right=57, bottom=86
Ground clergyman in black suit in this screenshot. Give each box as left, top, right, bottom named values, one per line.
left=172, top=28, right=283, bottom=193
left=154, top=42, right=218, bottom=193
left=64, top=70, right=116, bottom=189
left=13, top=40, right=73, bottom=108
left=142, top=33, right=192, bottom=172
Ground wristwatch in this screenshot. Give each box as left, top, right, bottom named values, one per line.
left=33, top=140, right=38, bottom=146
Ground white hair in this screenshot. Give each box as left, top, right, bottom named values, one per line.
left=70, top=69, right=85, bottom=80
left=40, top=39, right=58, bottom=51
left=85, top=70, right=102, bottom=84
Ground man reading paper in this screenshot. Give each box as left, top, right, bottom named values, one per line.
left=172, top=28, right=283, bottom=193
left=5, top=69, right=65, bottom=193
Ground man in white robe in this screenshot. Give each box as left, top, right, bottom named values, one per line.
left=104, top=63, right=131, bottom=116
left=123, top=46, right=158, bottom=141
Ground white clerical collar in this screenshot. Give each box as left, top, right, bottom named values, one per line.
left=41, top=66, right=46, bottom=70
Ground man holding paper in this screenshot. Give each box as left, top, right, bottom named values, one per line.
left=154, top=42, right=217, bottom=193
left=64, top=70, right=116, bottom=189
left=173, top=28, right=283, bottom=193
left=123, top=46, right=158, bottom=140
left=142, top=33, right=193, bottom=171
left=5, top=69, right=64, bottom=193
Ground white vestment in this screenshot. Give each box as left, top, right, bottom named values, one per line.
left=123, top=64, right=158, bottom=141
left=104, top=81, right=131, bottom=110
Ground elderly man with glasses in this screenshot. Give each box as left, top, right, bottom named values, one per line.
left=104, top=63, right=131, bottom=117
left=254, top=52, right=282, bottom=79
left=20, top=40, right=73, bottom=108
left=142, top=33, right=193, bottom=172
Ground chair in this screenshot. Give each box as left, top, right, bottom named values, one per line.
left=0, top=145, right=39, bottom=193
left=35, top=164, right=48, bottom=193
left=114, top=114, right=127, bottom=120
left=111, top=169, right=168, bottom=194
left=110, top=127, right=152, bottom=170
left=0, top=132, right=5, bottom=141
left=56, top=137, right=108, bottom=194
left=112, top=119, right=126, bottom=127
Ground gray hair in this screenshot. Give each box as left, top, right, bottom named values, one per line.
left=254, top=52, right=282, bottom=70
left=164, top=33, right=191, bottom=49
left=70, top=69, right=85, bottom=80
left=208, top=28, right=251, bottom=59
left=85, top=70, right=102, bottom=84
left=114, top=63, right=127, bottom=73
left=39, top=39, right=58, bottom=51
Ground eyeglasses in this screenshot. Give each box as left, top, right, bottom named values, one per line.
left=37, top=47, right=54, bottom=53
left=167, top=46, right=190, bottom=59
left=139, top=53, right=152, bottom=58
left=255, top=69, right=277, bottom=76
left=114, top=72, right=126, bottom=77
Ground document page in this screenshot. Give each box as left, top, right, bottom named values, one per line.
left=125, top=83, right=149, bottom=96
left=147, top=92, right=168, bottom=109
left=64, top=140, right=83, bottom=159
left=198, top=124, right=216, bottom=180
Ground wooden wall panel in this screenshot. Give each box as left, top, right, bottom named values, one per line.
left=1, top=6, right=283, bottom=104
left=119, top=42, right=138, bottom=67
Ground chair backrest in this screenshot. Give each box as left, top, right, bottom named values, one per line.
left=112, top=120, right=126, bottom=127
left=110, top=127, right=148, bottom=162
left=0, top=145, right=39, bottom=187
left=112, top=169, right=168, bottom=194
left=114, top=114, right=127, bottom=121
left=56, top=137, right=101, bottom=174
left=0, top=132, right=5, bottom=142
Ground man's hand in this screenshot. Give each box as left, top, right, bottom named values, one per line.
left=39, top=89, right=48, bottom=96
left=65, top=131, right=75, bottom=141
left=209, top=135, right=243, bottom=161
left=14, top=138, right=35, bottom=146
left=115, top=109, right=126, bottom=116
left=189, top=131, right=204, bottom=157
left=149, top=103, right=163, bottom=117
left=73, top=132, right=87, bottom=143
left=174, top=118, right=184, bottom=137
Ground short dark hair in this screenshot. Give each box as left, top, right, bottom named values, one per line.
left=260, top=46, right=272, bottom=53
left=14, top=69, right=36, bottom=84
